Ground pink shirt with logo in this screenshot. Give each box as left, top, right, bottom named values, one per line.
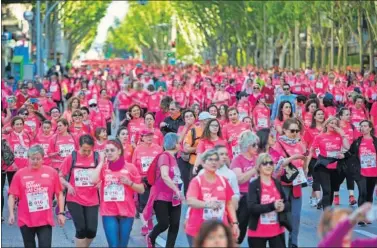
left=60, top=152, right=99, bottom=206
left=132, top=143, right=163, bottom=176
left=8, top=166, right=62, bottom=227
left=185, top=174, right=233, bottom=237
left=99, top=162, right=141, bottom=217
left=358, top=138, right=377, bottom=177
left=230, top=154, right=256, bottom=193
left=311, top=132, right=344, bottom=169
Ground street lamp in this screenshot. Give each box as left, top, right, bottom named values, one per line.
left=23, top=10, right=34, bottom=63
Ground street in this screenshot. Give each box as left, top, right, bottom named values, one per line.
left=2, top=182, right=376, bottom=247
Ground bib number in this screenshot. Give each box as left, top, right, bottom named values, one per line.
left=360, top=154, right=376, bottom=169
left=59, top=144, right=75, bottom=157
left=260, top=212, right=278, bottom=225
left=293, top=167, right=307, bottom=186
left=141, top=157, right=154, bottom=173
left=74, top=169, right=93, bottom=187
left=232, top=145, right=241, bottom=157
left=104, top=183, right=125, bottom=202
left=203, top=201, right=225, bottom=221
left=316, top=82, right=323, bottom=89
left=14, top=144, right=27, bottom=158
left=50, top=85, right=57, bottom=92
left=327, top=151, right=338, bottom=158
left=257, top=118, right=268, bottom=128
left=27, top=192, right=49, bottom=213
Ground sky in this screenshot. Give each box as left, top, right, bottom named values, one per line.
left=85, top=1, right=129, bottom=59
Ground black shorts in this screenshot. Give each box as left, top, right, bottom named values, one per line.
left=67, top=202, right=99, bottom=239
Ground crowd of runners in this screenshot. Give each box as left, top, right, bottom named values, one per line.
left=1, top=60, right=377, bottom=248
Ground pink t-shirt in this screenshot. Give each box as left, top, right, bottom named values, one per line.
left=3, top=131, right=32, bottom=171
left=155, top=153, right=182, bottom=202
left=311, top=132, right=343, bottom=169
left=97, top=98, right=113, bottom=121
left=358, top=138, right=377, bottom=177
left=47, top=134, right=77, bottom=169
left=230, top=154, right=256, bottom=193
left=99, top=162, right=141, bottom=217
left=132, top=143, right=163, bottom=176
left=34, top=133, right=53, bottom=166
left=222, top=122, right=250, bottom=158
left=196, top=138, right=229, bottom=155
left=185, top=174, right=233, bottom=237
left=117, top=92, right=132, bottom=110
left=248, top=180, right=285, bottom=238
left=60, top=152, right=99, bottom=206
left=252, top=105, right=271, bottom=131
left=127, top=118, right=146, bottom=144
left=8, top=166, right=62, bottom=227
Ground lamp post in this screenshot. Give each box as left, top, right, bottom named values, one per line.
left=23, top=10, right=34, bottom=64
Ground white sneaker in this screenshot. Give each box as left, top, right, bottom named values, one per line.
left=310, top=197, right=318, bottom=207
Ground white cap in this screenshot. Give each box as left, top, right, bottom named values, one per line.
left=88, top=98, right=97, bottom=105
left=198, top=111, right=215, bottom=121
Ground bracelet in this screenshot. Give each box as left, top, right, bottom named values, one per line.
left=58, top=212, right=65, bottom=216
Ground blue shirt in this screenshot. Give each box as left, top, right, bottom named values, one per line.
left=271, top=94, right=297, bottom=120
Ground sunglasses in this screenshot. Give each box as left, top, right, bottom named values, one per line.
left=253, top=87, right=260, bottom=90
left=289, top=129, right=300, bottom=133
left=210, top=124, right=220, bottom=128
left=89, top=104, right=97, bottom=107
left=283, top=88, right=290, bottom=91
left=51, top=110, right=59, bottom=114
left=72, top=114, right=83, bottom=117
left=21, top=112, right=29, bottom=116
left=169, top=108, right=177, bottom=111
left=220, top=85, right=226, bottom=88
left=261, top=161, right=274, bottom=166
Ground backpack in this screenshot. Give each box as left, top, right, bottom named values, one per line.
left=64, top=151, right=100, bottom=207
left=146, top=152, right=173, bottom=186
left=1, top=139, right=14, bottom=166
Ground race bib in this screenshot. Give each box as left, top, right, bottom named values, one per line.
left=203, top=201, right=225, bottom=220
left=257, top=118, right=268, bottom=128
left=50, top=85, right=57, bottom=92
left=260, top=211, right=278, bottom=225
left=327, top=151, right=338, bottom=158
left=335, top=95, right=342, bottom=101
left=360, top=154, right=377, bottom=169
left=295, top=87, right=301, bottom=92
left=173, top=166, right=183, bottom=184
left=232, top=145, right=241, bottom=157
left=58, top=144, right=75, bottom=157
left=372, top=94, right=377, bottom=100
left=24, top=120, right=36, bottom=128
left=353, top=122, right=360, bottom=130
left=316, top=82, right=323, bottom=89
left=41, top=143, right=49, bottom=155
left=293, top=167, right=307, bottom=186
left=74, top=169, right=93, bottom=187
left=141, top=157, right=154, bottom=173
left=104, top=183, right=125, bottom=202
left=27, top=192, right=50, bottom=213
left=14, top=144, right=28, bottom=158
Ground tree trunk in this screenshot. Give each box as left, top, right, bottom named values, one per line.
left=367, top=18, right=374, bottom=71
left=357, top=6, right=363, bottom=70
left=294, top=21, right=300, bottom=69
left=337, top=45, right=342, bottom=70
left=343, top=40, right=348, bottom=70
left=321, top=46, right=327, bottom=70
left=289, top=29, right=294, bottom=69
left=279, top=37, right=290, bottom=68
left=314, top=46, right=320, bottom=70
left=306, top=25, right=312, bottom=68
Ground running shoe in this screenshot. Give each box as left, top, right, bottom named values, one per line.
left=358, top=221, right=366, bottom=226
left=65, top=210, right=72, bottom=220
left=349, top=195, right=357, bottom=206
left=145, top=234, right=153, bottom=248
left=309, top=197, right=317, bottom=207
left=333, top=195, right=340, bottom=205
left=317, top=199, right=323, bottom=210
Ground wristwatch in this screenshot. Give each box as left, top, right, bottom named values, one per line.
left=58, top=212, right=66, bottom=216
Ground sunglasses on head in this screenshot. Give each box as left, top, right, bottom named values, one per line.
left=261, top=161, right=274, bottom=166
left=289, top=129, right=300, bottom=133
left=89, top=104, right=97, bottom=107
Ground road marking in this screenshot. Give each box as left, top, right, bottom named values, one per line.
left=155, top=236, right=166, bottom=247
left=354, top=230, right=377, bottom=238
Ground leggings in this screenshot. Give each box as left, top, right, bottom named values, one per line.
left=308, top=159, right=320, bottom=192
left=236, top=194, right=249, bottom=244
left=67, top=202, right=99, bottom=239
left=333, top=167, right=355, bottom=192
left=316, top=166, right=339, bottom=210
left=20, top=225, right=52, bottom=248
left=149, top=200, right=181, bottom=248
left=359, top=176, right=377, bottom=203
left=138, top=185, right=151, bottom=214
left=102, top=216, right=134, bottom=248
left=1, top=171, right=16, bottom=216
left=177, top=157, right=192, bottom=196
left=248, top=233, right=286, bottom=248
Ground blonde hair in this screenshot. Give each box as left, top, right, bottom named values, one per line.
left=255, top=153, right=273, bottom=174
left=318, top=207, right=352, bottom=239
left=322, top=116, right=340, bottom=132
